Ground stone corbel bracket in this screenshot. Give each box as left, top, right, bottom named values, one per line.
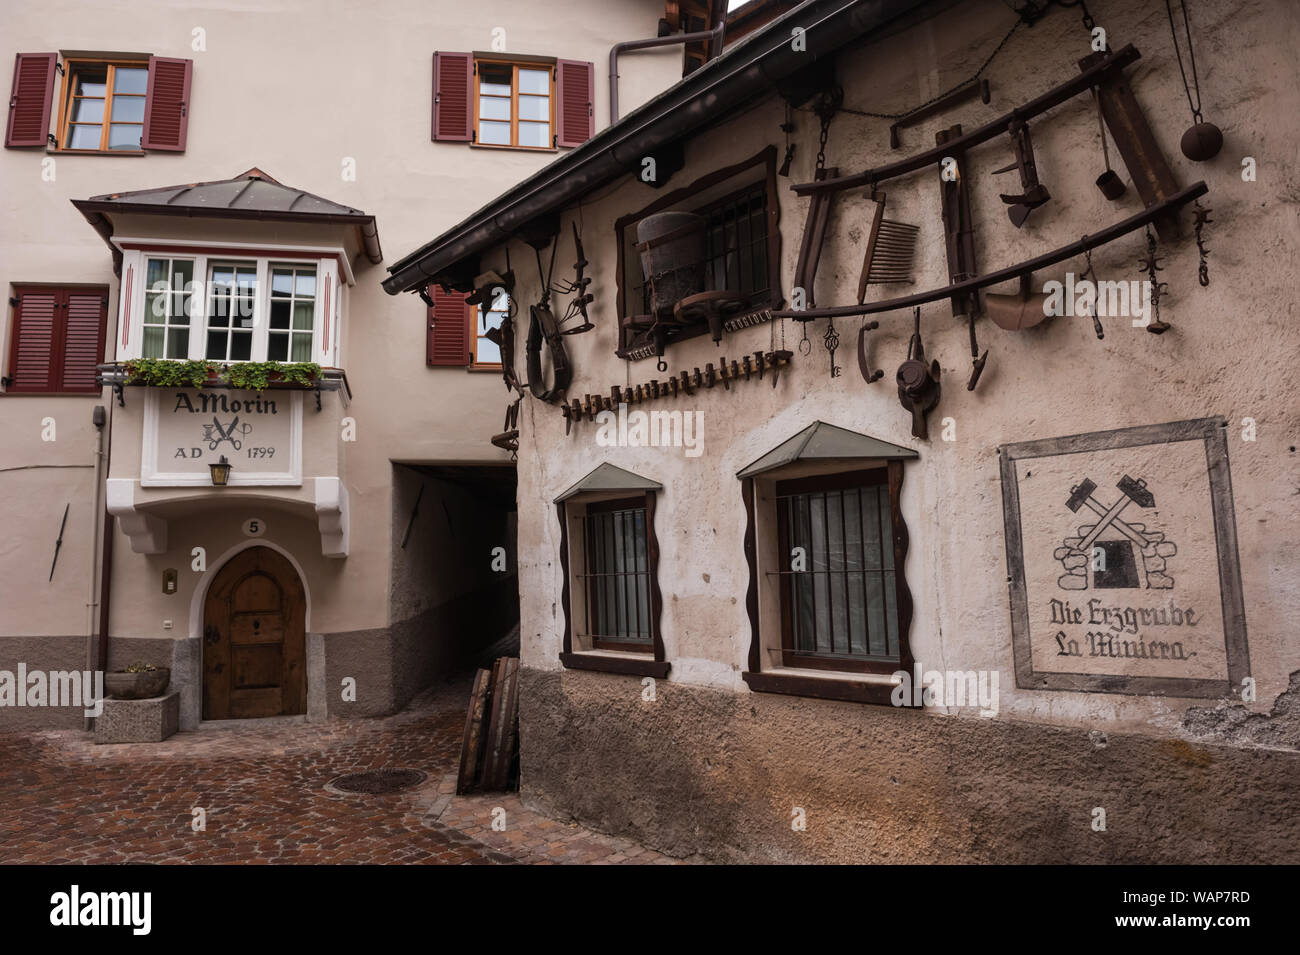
left=315, top=477, right=349, bottom=558
left=106, top=478, right=168, bottom=554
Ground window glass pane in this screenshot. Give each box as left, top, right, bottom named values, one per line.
left=68, top=125, right=101, bottom=149
left=72, top=98, right=104, bottom=123
left=479, top=121, right=510, bottom=145
left=143, top=292, right=165, bottom=325
left=146, top=258, right=168, bottom=289
left=292, top=302, right=314, bottom=330
left=74, top=73, right=106, bottom=97
left=236, top=269, right=257, bottom=291
left=479, top=65, right=511, bottom=97
left=108, top=124, right=141, bottom=150
left=142, top=327, right=164, bottom=358
left=206, top=331, right=226, bottom=359
left=165, top=329, right=189, bottom=359
left=111, top=96, right=145, bottom=122
left=271, top=269, right=293, bottom=295
left=517, top=121, right=549, bottom=148
left=519, top=68, right=549, bottom=95
left=290, top=335, right=312, bottom=362
left=114, top=68, right=148, bottom=95
left=294, top=270, right=315, bottom=297
left=270, top=301, right=290, bottom=329
left=211, top=266, right=235, bottom=288
left=518, top=94, right=548, bottom=121
left=476, top=335, right=501, bottom=364
left=267, top=334, right=288, bottom=361
left=172, top=260, right=193, bottom=288
left=479, top=97, right=510, bottom=121
left=229, top=332, right=252, bottom=361
left=171, top=293, right=190, bottom=325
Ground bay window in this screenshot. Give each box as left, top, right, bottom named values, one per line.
left=121, top=246, right=340, bottom=366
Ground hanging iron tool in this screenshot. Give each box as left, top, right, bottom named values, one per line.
left=550, top=223, right=596, bottom=335
left=823, top=316, right=842, bottom=378
left=1193, top=202, right=1212, bottom=287
left=896, top=308, right=941, bottom=440
left=992, top=118, right=1051, bottom=228
left=1078, top=243, right=1105, bottom=340
left=525, top=236, right=573, bottom=401
left=1092, top=90, right=1127, bottom=200
left=936, top=125, right=986, bottom=391
left=1139, top=225, right=1171, bottom=334
left=1165, top=0, right=1223, bottom=161
left=857, top=320, right=883, bottom=383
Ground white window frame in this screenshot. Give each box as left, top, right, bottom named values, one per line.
left=116, top=241, right=347, bottom=367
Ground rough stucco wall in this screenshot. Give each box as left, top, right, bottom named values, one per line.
left=489, top=0, right=1300, bottom=858
left=520, top=666, right=1300, bottom=863
left=0, top=0, right=678, bottom=728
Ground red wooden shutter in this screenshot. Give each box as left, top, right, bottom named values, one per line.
left=60, top=290, right=108, bottom=392
left=8, top=287, right=59, bottom=392
left=432, top=52, right=473, bottom=142
left=426, top=286, right=471, bottom=366
left=5, top=53, right=56, bottom=148
left=556, top=59, right=594, bottom=147
left=141, top=56, right=192, bottom=151
left=7, top=286, right=106, bottom=393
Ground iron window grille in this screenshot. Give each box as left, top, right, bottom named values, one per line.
left=774, top=468, right=903, bottom=673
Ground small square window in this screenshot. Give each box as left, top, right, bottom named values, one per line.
left=474, top=59, right=553, bottom=149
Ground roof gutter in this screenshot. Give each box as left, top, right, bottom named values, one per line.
left=382, top=0, right=926, bottom=296
left=71, top=200, right=384, bottom=265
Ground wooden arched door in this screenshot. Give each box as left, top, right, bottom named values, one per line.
left=202, top=547, right=306, bottom=720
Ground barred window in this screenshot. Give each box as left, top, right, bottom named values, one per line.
left=774, top=469, right=902, bottom=672
left=581, top=498, right=652, bottom=650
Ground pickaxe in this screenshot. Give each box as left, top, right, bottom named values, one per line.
left=1067, top=475, right=1155, bottom=554
left=992, top=119, right=1051, bottom=228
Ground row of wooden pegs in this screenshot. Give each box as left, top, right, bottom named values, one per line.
left=562, top=349, right=795, bottom=431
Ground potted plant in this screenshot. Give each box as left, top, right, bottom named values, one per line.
left=104, top=662, right=171, bottom=700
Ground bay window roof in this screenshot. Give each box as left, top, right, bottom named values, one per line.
left=71, top=167, right=382, bottom=273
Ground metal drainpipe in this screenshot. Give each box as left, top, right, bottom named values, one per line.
left=609, top=21, right=727, bottom=124
left=85, top=404, right=109, bottom=729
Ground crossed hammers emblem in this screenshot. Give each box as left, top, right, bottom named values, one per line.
left=1065, top=475, right=1156, bottom=552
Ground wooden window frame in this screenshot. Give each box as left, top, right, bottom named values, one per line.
left=55, top=58, right=148, bottom=154
left=557, top=490, right=669, bottom=678
left=472, top=57, right=556, bottom=151
left=470, top=294, right=507, bottom=370
left=266, top=264, right=317, bottom=364
left=773, top=468, right=903, bottom=675
left=741, top=461, right=916, bottom=706
left=140, top=256, right=194, bottom=360
left=614, top=145, right=781, bottom=358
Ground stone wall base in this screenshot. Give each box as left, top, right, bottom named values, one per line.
left=518, top=666, right=1300, bottom=864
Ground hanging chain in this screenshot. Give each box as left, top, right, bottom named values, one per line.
left=1165, top=0, right=1204, bottom=123
left=798, top=322, right=811, bottom=355
left=1193, top=201, right=1213, bottom=287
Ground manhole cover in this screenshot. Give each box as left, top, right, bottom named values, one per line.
left=328, top=769, right=427, bottom=795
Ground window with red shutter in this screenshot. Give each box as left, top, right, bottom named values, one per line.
left=432, top=52, right=473, bottom=142
left=5, top=52, right=57, bottom=148
left=556, top=59, right=594, bottom=148
left=7, top=286, right=108, bottom=394
left=141, top=56, right=192, bottom=151
left=426, top=286, right=471, bottom=367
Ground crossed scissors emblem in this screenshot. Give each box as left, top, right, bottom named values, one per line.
left=202, top=416, right=252, bottom=451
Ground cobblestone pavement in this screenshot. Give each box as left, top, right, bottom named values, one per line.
left=0, top=678, right=685, bottom=865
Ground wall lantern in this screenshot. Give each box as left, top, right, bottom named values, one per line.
left=209, top=455, right=233, bottom=487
